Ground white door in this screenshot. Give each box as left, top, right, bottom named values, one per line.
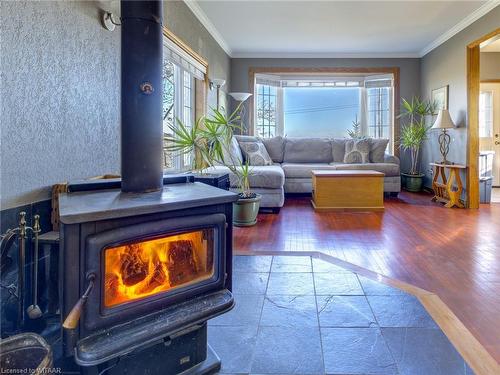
left=479, top=83, right=500, bottom=186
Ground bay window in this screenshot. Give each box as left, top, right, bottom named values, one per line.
left=253, top=73, right=395, bottom=153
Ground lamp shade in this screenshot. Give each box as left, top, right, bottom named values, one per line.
left=432, top=109, right=455, bottom=130
left=229, top=92, right=252, bottom=102
left=212, top=78, right=226, bottom=87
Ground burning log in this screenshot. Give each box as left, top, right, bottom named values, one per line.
left=168, top=240, right=198, bottom=286
left=119, top=244, right=148, bottom=286
left=137, top=260, right=168, bottom=294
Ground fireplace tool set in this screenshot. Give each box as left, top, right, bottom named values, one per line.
left=1, top=212, right=43, bottom=329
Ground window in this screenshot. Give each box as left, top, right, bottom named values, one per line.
left=253, top=74, right=394, bottom=153
left=284, top=87, right=360, bottom=138
left=162, top=60, right=195, bottom=171
left=479, top=91, right=493, bottom=138
left=256, top=84, right=278, bottom=138
left=162, top=29, right=207, bottom=172
left=367, top=87, right=391, bottom=139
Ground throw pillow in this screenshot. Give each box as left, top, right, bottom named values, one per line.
left=216, top=137, right=243, bottom=166
left=331, top=138, right=347, bottom=162
left=369, top=138, right=389, bottom=163
left=239, top=140, right=273, bottom=166
left=343, top=139, right=370, bottom=164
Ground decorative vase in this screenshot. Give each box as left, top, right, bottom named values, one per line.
left=232, top=194, right=261, bottom=227
left=401, top=173, right=425, bottom=192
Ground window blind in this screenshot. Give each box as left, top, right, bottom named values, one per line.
left=163, top=38, right=206, bottom=81
left=255, top=74, right=282, bottom=87
left=364, top=78, right=393, bottom=88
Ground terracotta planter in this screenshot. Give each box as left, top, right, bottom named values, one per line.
left=401, top=173, right=425, bottom=192
left=233, top=194, right=261, bottom=227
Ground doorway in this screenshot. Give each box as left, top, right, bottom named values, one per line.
left=466, top=28, right=500, bottom=207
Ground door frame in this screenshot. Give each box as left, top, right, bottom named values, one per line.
left=466, top=28, right=500, bottom=208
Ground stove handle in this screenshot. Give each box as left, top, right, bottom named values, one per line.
left=63, top=273, right=96, bottom=330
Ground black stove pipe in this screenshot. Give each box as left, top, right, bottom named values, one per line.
left=120, top=0, right=163, bottom=193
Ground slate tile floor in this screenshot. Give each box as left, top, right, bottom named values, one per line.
left=209, top=256, right=474, bottom=375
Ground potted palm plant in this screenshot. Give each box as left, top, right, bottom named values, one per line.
left=165, top=105, right=261, bottom=226
left=398, top=97, right=437, bottom=192
left=227, top=161, right=261, bottom=226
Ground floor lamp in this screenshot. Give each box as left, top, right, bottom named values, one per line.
left=229, top=92, right=252, bottom=130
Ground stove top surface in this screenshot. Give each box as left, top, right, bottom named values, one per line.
left=59, top=182, right=237, bottom=224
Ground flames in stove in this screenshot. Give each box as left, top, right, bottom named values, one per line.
left=104, top=229, right=214, bottom=307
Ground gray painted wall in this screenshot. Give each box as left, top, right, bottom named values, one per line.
left=480, top=52, right=500, bottom=80
left=0, top=0, right=231, bottom=210
left=164, top=0, right=231, bottom=109
left=420, top=6, right=500, bottom=190
left=230, top=57, right=421, bottom=171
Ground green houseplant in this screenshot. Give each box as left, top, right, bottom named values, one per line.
left=398, top=97, right=437, bottom=192
left=229, top=161, right=261, bottom=226
left=165, top=104, right=261, bottom=226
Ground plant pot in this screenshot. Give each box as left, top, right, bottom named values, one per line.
left=401, top=173, right=425, bottom=192
left=233, top=194, right=261, bottom=227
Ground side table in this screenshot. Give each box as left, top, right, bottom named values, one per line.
left=193, top=172, right=230, bottom=191
left=430, top=163, right=466, bottom=208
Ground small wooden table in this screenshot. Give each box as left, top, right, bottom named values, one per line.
left=430, top=163, right=466, bottom=208
left=311, top=170, right=385, bottom=211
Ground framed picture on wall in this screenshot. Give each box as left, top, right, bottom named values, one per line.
left=431, top=85, right=449, bottom=111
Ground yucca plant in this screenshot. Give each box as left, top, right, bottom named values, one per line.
left=227, top=161, right=254, bottom=198
left=164, top=104, right=242, bottom=173
left=398, top=97, right=437, bottom=176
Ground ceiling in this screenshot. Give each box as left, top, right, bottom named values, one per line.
left=185, top=0, right=499, bottom=58
left=481, top=38, right=500, bottom=52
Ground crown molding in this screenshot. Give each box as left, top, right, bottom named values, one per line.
left=184, top=0, right=499, bottom=60
left=419, top=0, right=500, bottom=57
left=182, top=0, right=233, bottom=57
left=231, top=51, right=420, bottom=59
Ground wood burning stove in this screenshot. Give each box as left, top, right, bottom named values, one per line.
left=54, top=1, right=239, bottom=373
left=58, top=180, right=237, bottom=373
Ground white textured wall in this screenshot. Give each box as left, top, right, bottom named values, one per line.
left=0, top=0, right=232, bottom=210
left=1, top=1, right=121, bottom=209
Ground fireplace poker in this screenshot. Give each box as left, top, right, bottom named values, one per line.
left=27, top=214, right=43, bottom=319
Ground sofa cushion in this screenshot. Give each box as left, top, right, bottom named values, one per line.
left=239, top=140, right=273, bottom=166
left=331, top=138, right=347, bottom=162
left=281, top=163, right=341, bottom=179
left=283, top=138, right=333, bottom=163
left=216, top=137, right=243, bottom=166
left=205, top=165, right=284, bottom=189
left=369, top=138, right=390, bottom=163
left=262, top=136, right=285, bottom=163
left=344, top=139, right=370, bottom=164
left=331, top=162, right=400, bottom=177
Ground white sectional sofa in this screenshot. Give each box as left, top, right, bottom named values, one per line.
left=207, top=136, right=401, bottom=211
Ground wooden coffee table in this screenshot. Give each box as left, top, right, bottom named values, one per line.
left=311, top=170, right=385, bottom=211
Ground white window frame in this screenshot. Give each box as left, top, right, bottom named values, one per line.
left=253, top=73, right=394, bottom=150
left=163, top=59, right=196, bottom=171
left=365, top=85, right=394, bottom=153
left=255, top=84, right=283, bottom=138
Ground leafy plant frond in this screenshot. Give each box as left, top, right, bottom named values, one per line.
left=167, top=102, right=255, bottom=195
left=398, top=96, right=436, bottom=175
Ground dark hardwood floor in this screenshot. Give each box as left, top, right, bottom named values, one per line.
left=233, top=192, right=500, bottom=364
